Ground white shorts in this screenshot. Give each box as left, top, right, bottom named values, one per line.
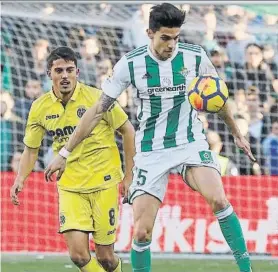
left=128, top=140, right=221, bottom=204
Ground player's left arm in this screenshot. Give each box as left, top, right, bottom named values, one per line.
left=217, top=101, right=256, bottom=162
left=199, top=47, right=256, bottom=162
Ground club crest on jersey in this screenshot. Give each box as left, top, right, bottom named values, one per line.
left=161, top=77, right=171, bottom=87
left=77, top=106, right=86, bottom=118
left=179, top=67, right=189, bottom=77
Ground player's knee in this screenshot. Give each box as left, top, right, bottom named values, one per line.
left=97, top=255, right=116, bottom=271
left=209, top=195, right=229, bottom=213
left=70, top=252, right=91, bottom=268
left=133, top=225, right=152, bottom=242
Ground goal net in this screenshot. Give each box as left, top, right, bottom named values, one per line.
left=1, top=2, right=278, bottom=258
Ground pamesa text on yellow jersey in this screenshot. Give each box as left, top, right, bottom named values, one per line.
left=24, top=82, right=128, bottom=193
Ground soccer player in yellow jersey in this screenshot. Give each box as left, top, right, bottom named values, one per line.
left=10, top=46, right=136, bottom=272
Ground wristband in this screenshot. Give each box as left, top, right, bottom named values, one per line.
left=59, top=147, right=71, bottom=159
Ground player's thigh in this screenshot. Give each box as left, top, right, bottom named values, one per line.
left=63, top=230, right=90, bottom=258
left=129, top=150, right=170, bottom=204
left=133, top=193, right=161, bottom=237
left=185, top=167, right=228, bottom=210
left=58, top=189, right=94, bottom=233
left=91, top=185, right=119, bottom=245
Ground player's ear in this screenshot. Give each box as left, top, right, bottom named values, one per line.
left=47, top=70, right=51, bottom=79
left=76, top=68, right=80, bottom=78
left=147, top=29, right=154, bottom=39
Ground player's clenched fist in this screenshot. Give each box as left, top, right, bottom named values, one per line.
left=10, top=178, right=24, bottom=206
left=45, top=154, right=66, bottom=182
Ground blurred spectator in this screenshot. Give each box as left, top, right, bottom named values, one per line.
left=32, top=39, right=49, bottom=75
left=202, top=9, right=220, bottom=52
left=226, top=17, right=256, bottom=65
left=207, top=130, right=239, bottom=176
left=78, top=36, right=100, bottom=86
left=246, top=89, right=266, bottom=171
left=242, top=43, right=275, bottom=106
left=95, top=58, right=113, bottom=88
left=123, top=4, right=153, bottom=49
left=262, top=119, right=278, bottom=176
left=0, top=92, right=24, bottom=170
left=11, top=38, right=51, bottom=96
left=233, top=89, right=248, bottom=119
left=233, top=115, right=263, bottom=175
left=1, top=100, right=13, bottom=171
left=68, top=27, right=86, bottom=51
left=263, top=44, right=278, bottom=79
left=209, top=48, right=245, bottom=95
left=1, top=28, right=13, bottom=93
left=261, top=104, right=278, bottom=143
left=14, top=76, right=43, bottom=120
left=32, top=39, right=52, bottom=92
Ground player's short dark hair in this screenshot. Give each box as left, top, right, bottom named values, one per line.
left=47, top=46, right=77, bottom=70
left=149, top=3, right=186, bottom=32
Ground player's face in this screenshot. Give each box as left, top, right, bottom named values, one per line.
left=148, top=27, right=180, bottom=60
left=49, top=59, right=79, bottom=96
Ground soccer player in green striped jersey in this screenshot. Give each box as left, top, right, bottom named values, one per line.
left=47, top=3, right=255, bottom=272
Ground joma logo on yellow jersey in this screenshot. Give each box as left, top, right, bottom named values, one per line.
left=48, top=126, right=76, bottom=137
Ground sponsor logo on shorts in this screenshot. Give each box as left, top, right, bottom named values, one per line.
left=77, top=106, right=86, bottom=118
left=107, top=228, right=116, bottom=235
left=199, top=151, right=213, bottom=164
left=59, top=214, right=66, bottom=226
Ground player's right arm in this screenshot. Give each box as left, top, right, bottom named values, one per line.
left=10, top=103, right=45, bottom=205
left=45, top=56, right=131, bottom=180
left=10, top=146, right=40, bottom=205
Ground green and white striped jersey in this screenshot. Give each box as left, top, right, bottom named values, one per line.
left=102, top=42, right=218, bottom=152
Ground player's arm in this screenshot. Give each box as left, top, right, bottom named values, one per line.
left=10, top=146, right=40, bottom=205
left=217, top=98, right=256, bottom=162
left=11, top=103, right=45, bottom=205
left=45, top=56, right=131, bottom=180
left=117, top=120, right=136, bottom=178
left=199, top=47, right=256, bottom=162
left=117, top=120, right=136, bottom=200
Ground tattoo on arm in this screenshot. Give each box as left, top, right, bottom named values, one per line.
left=100, top=93, right=116, bottom=112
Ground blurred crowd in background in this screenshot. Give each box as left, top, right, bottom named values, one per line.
left=1, top=4, right=278, bottom=176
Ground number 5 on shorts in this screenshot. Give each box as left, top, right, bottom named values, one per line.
left=136, top=169, right=148, bottom=186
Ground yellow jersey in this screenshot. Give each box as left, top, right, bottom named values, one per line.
left=24, top=82, right=128, bottom=193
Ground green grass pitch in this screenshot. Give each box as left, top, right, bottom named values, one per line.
left=1, top=255, right=277, bottom=272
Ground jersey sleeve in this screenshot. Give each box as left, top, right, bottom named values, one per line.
left=101, top=55, right=131, bottom=99
left=199, top=48, right=219, bottom=77
left=23, top=103, right=45, bottom=148
left=103, top=101, right=129, bottom=130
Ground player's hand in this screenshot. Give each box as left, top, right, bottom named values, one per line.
left=121, top=174, right=132, bottom=204
left=44, top=154, right=66, bottom=182
left=234, top=136, right=256, bottom=162
left=10, top=178, right=24, bottom=206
